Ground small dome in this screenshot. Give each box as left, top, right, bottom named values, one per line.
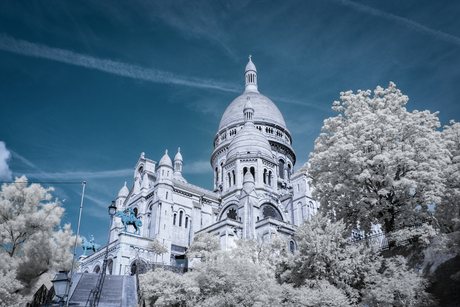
left=226, top=123, right=273, bottom=159
left=243, top=171, right=255, bottom=183
left=159, top=150, right=172, bottom=167
left=174, top=147, right=183, bottom=162
left=118, top=182, right=129, bottom=198
left=245, top=56, right=257, bottom=73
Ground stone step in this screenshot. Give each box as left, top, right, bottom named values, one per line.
left=68, top=273, right=137, bottom=307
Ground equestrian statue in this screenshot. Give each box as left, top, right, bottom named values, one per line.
left=115, top=207, right=142, bottom=235
left=81, top=234, right=101, bottom=255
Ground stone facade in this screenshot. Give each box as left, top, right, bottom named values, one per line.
left=79, top=57, right=319, bottom=275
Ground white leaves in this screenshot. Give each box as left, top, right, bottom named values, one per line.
left=0, top=177, right=75, bottom=297
left=309, top=82, right=450, bottom=233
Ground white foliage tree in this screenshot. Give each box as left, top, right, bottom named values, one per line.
left=308, top=82, right=450, bottom=233
left=437, top=120, right=460, bottom=233
left=0, top=176, right=76, bottom=303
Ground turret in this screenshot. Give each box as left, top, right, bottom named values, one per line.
left=157, top=150, right=173, bottom=182
left=173, top=147, right=187, bottom=183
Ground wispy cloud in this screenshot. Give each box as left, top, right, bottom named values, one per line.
left=273, top=96, right=333, bottom=113
left=9, top=149, right=37, bottom=169
left=183, top=160, right=212, bottom=174
left=0, top=34, right=240, bottom=93
left=337, top=0, right=460, bottom=47
left=0, top=142, right=12, bottom=180
left=21, top=169, right=133, bottom=180
left=83, top=193, right=109, bottom=209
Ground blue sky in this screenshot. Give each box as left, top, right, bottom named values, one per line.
left=1, top=0, right=459, bottom=251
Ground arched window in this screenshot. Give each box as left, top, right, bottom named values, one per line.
left=107, top=259, right=113, bottom=275
left=250, top=167, right=255, bottom=181
left=185, top=217, right=188, bottom=228
left=261, top=204, right=282, bottom=220
left=287, top=164, right=291, bottom=180
left=268, top=171, right=272, bottom=186
left=279, top=160, right=285, bottom=179
left=133, top=208, right=138, bottom=218
left=263, top=169, right=267, bottom=184
left=179, top=211, right=183, bottom=227
left=232, top=170, right=235, bottom=185
left=228, top=173, right=232, bottom=187
left=220, top=163, right=224, bottom=183
left=93, top=265, right=101, bottom=274
left=222, top=205, right=238, bottom=221
left=173, top=213, right=177, bottom=225
left=243, top=167, right=248, bottom=176
left=289, top=241, right=296, bottom=254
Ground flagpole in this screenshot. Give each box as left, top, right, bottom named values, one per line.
left=66, top=181, right=86, bottom=307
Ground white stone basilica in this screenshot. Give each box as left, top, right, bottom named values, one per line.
left=79, top=57, right=319, bottom=275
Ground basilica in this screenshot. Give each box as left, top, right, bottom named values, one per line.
left=79, top=57, right=319, bottom=275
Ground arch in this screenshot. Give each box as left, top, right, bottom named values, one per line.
left=215, top=167, right=219, bottom=186
left=185, top=217, right=188, bottom=228
left=260, top=203, right=283, bottom=221
left=263, top=169, right=267, bottom=184
left=278, top=159, right=285, bottom=179
left=179, top=211, right=183, bottom=227
left=130, top=259, right=148, bottom=275
left=289, top=240, right=296, bottom=254
left=287, top=164, right=292, bottom=180
left=133, top=207, right=138, bottom=218
left=243, top=167, right=248, bottom=176
left=219, top=204, right=239, bottom=221
left=220, top=162, right=224, bottom=184
left=268, top=171, right=272, bottom=186
left=93, top=265, right=101, bottom=274
left=138, top=166, right=144, bottom=174
left=228, top=172, right=232, bottom=187
left=250, top=167, right=255, bottom=181
left=173, top=213, right=177, bottom=225
left=232, top=170, right=236, bottom=186
left=107, top=259, right=113, bottom=275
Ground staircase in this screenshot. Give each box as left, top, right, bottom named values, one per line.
left=67, top=273, right=137, bottom=307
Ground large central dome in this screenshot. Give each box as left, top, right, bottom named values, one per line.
left=211, top=56, right=296, bottom=188
left=218, top=56, right=286, bottom=131
left=218, top=91, right=287, bottom=130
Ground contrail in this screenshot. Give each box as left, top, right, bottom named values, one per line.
left=337, top=0, right=460, bottom=47
left=0, top=34, right=240, bottom=93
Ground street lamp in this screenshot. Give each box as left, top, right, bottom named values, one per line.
left=108, top=200, right=117, bottom=218
left=52, top=270, right=70, bottom=307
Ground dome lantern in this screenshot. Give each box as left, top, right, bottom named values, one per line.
left=244, top=55, right=258, bottom=93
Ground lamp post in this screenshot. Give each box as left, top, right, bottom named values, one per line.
left=52, top=270, right=70, bottom=307
left=86, top=201, right=117, bottom=307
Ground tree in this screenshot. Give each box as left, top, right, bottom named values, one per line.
left=436, top=120, right=460, bottom=233
left=0, top=176, right=76, bottom=304
left=186, top=232, right=221, bottom=262
left=139, top=268, right=199, bottom=307
left=308, top=82, right=450, bottom=233
left=147, top=239, right=168, bottom=263
left=276, top=214, right=434, bottom=306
